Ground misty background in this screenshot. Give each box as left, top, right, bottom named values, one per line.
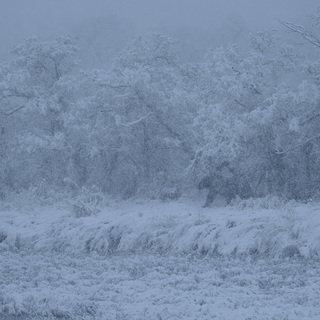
left=1, top=0, right=319, bottom=64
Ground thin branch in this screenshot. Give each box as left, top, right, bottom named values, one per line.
left=234, top=99, right=246, bottom=109
left=1, top=105, right=26, bottom=116
left=145, top=102, right=194, bottom=156
left=300, top=113, right=320, bottom=125
left=276, top=134, right=320, bottom=154
left=278, top=19, right=320, bottom=49
left=100, top=84, right=131, bottom=90
left=118, top=112, right=153, bottom=127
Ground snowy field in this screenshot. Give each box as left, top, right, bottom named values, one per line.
left=0, top=197, right=320, bottom=319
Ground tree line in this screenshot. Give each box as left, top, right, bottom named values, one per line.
left=1, top=13, right=320, bottom=201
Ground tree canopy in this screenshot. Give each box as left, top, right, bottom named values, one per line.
left=1, top=13, right=320, bottom=201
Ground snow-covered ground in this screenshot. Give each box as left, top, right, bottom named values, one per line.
left=0, top=197, right=320, bottom=319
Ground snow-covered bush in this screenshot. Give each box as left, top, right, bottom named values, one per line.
left=159, top=187, right=181, bottom=201
left=235, top=196, right=286, bottom=210
left=72, top=187, right=103, bottom=218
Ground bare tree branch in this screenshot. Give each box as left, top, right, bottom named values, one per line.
left=1, top=105, right=26, bottom=116
left=278, top=19, right=320, bottom=49
left=276, top=135, right=320, bottom=155
left=117, top=112, right=154, bottom=127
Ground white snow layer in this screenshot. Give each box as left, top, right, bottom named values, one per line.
left=0, top=198, right=320, bottom=319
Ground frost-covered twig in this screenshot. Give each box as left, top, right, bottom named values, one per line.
left=1, top=105, right=26, bottom=115
left=116, top=112, right=154, bottom=127
left=278, top=19, right=320, bottom=49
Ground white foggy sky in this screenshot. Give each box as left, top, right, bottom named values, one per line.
left=0, top=0, right=319, bottom=59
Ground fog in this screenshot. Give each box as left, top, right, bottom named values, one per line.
left=1, top=0, right=319, bottom=63
left=2, top=2, right=320, bottom=319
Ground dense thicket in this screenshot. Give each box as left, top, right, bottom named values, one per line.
left=1, top=13, right=320, bottom=201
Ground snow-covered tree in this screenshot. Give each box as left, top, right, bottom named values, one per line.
left=0, top=36, right=79, bottom=192
left=71, top=34, right=197, bottom=198
left=192, top=24, right=320, bottom=200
